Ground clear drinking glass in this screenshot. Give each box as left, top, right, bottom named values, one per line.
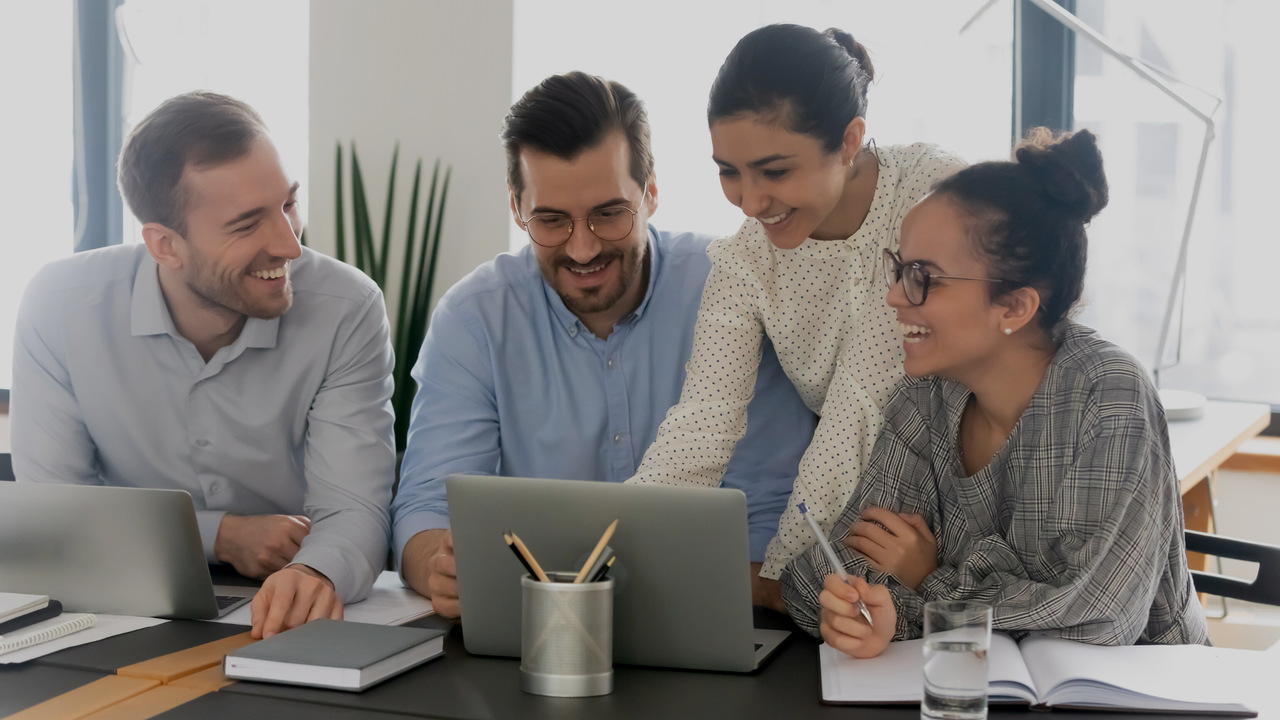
left=922, top=600, right=992, bottom=720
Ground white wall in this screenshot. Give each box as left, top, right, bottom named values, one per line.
left=308, top=0, right=514, bottom=324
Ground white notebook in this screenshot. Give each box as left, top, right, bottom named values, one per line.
left=0, top=592, right=49, bottom=624
left=0, top=613, right=96, bottom=656
left=820, top=632, right=1262, bottom=716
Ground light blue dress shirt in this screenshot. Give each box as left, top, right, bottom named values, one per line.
left=391, top=227, right=818, bottom=565
left=11, top=244, right=395, bottom=603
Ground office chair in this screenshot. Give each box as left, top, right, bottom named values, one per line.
left=1185, top=529, right=1280, bottom=607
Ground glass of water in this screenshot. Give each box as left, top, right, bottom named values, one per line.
left=922, top=600, right=992, bottom=720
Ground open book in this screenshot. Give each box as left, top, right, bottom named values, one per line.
left=820, top=632, right=1262, bottom=716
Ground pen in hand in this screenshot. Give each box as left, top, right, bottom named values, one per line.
left=798, top=502, right=873, bottom=628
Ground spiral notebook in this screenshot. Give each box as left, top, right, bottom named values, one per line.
left=0, top=613, right=96, bottom=656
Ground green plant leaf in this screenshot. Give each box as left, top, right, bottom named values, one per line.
left=350, top=145, right=376, bottom=278
left=334, top=143, right=345, bottom=263
left=379, top=144, right=400, bottom=287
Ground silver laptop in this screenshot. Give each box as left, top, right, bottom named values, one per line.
left=0, top=483, right=251, bottom=619
left=447, top=475, right=790, bottom=672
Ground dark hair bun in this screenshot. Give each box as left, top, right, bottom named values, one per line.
left=823, top=28, right=875, bottom=82
left=1015, top=128, right=1108, bottom=222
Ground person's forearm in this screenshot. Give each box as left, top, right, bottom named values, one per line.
left=402, top=529, right=450, bottom=599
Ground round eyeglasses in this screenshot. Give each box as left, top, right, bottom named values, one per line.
left=882, top=248, right=1003, bottom=306
left=518, top=185, right=647, bottom=248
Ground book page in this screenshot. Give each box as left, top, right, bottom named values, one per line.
left=1018, top=635, right=1260, bottom=711
left=819, top=633, right=1035, bottom=704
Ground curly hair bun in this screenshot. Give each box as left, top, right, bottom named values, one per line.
left=823, top=28, right=875, bottom=82
left=1015, top=128, right=1109, bottom=222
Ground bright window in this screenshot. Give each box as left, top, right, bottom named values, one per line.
left=115, top=0, right=310, bottom=244
left=0, top=2, right=73, bottom=390
left=1071, top=0, right=1280, bottom=405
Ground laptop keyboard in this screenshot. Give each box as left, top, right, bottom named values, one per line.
left=215, top=595, right=248, bottom=610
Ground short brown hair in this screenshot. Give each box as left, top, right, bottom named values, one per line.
left=501, top=72, right=653, bottom=204
left=117, top=91, right=268, bottom=236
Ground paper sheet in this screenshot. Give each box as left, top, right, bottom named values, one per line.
left=0, top=614, right=168, bottom=664
left=210, top=570, right=434, bottom=627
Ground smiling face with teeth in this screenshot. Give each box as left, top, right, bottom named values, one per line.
left=710, top=113, right=867, bottom=250
left=511, top=131, right=654, bottom=339
left=889, top=195, right=1021, bottom=383
left=147, top=137, right=303, bottom=341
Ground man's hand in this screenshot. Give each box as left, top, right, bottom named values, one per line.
left=403, top=529, right=459, bottom=619
left=751, top=562, right=785, bottom=613
left=214, top=514, right=311, bottom=580
left=818, top=574, right=895, bottom=659
left=844, top=508, right=938, bottom=592
left=250, top=564, right=343, bottom=639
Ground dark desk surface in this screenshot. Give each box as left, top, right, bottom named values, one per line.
left=0, top=664, right=107, bottom=717
left=1, top=609, right=1249, bottom=720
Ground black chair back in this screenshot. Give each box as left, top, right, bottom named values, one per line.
left=1185, top=529, right=1280, bottom=606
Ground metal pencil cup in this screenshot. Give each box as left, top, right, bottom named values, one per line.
left=520, top=572, right=614, bottom=697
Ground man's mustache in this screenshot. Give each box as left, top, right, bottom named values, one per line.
left=555, top=248, right=623, bottom=271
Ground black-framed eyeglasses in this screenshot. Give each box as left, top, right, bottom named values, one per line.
left=882, top=248, right=1003, bottom=306
left=518, top=185, right=647, bottom=248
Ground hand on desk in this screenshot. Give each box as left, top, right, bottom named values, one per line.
left=215, top=513, right=311, bottom=580
left=403, top=529, right=460, bottom=619
left=819, top=574, right=895, bottom=659
left=844, top=508, right=937, bottom=592
left=251, top=563, right=343, bottom=639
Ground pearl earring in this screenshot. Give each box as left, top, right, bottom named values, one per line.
left=1003, top=327, right=1013, bottom=335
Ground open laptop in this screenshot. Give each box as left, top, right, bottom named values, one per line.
left=0, top=483, right=251, bottom=619
left=447, top=475, right=790, bottom=672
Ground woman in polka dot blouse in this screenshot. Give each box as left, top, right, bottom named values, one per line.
left=628, top=23, right=965, bottom=606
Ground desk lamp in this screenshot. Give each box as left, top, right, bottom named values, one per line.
left=963, top=0, right=1221, bottom=420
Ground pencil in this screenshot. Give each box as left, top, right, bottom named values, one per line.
left=504, top=532, right=538, bottom=578
left=573, top=518, right=619, bottom=583
left=508, top=530, right=551, bottom=582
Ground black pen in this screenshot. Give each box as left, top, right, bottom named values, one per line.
left=591, top=556, right=616, bottom=582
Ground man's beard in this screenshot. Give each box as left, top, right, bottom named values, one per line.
left=185, top=251, right=293, bottom=320
left=540, top=242, right=646, bottom=316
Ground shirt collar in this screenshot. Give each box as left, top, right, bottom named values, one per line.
left=541, top=224, right=663, bottom=338
left=129, top=251, right=279, bottom=349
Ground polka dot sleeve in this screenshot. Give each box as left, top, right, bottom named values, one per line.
left=628, top=238, right=767, bottom=487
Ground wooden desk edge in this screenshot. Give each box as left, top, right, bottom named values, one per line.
left=1177, top=408, right=1271, bottom=495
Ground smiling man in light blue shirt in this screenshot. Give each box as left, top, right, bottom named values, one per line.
left=393, top=72, right=817, bottom=619
left=11, top=92, right=395, bottom=639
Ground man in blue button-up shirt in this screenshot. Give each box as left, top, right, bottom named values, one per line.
left=11, top=93, right=395, bottom=639
left=392, top=72, right=817, bottom=618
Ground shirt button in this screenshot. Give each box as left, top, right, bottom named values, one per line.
left=613, top=433, right=623, bottom=444
left=211, top=480, right=223, bottom=492
left=195, top=438, right=210, bottom=447
left=607, top=357, right=616, bottom=369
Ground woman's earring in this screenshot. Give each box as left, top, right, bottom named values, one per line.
left=1003, top=327, right=1013, bottom=335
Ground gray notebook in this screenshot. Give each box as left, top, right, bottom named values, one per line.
left=225, top=619, right=446, bottom=691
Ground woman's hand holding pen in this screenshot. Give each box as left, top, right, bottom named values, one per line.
left=844, top=508, right=938, bottom=592
left=818, top=575, right=894, bottom=659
